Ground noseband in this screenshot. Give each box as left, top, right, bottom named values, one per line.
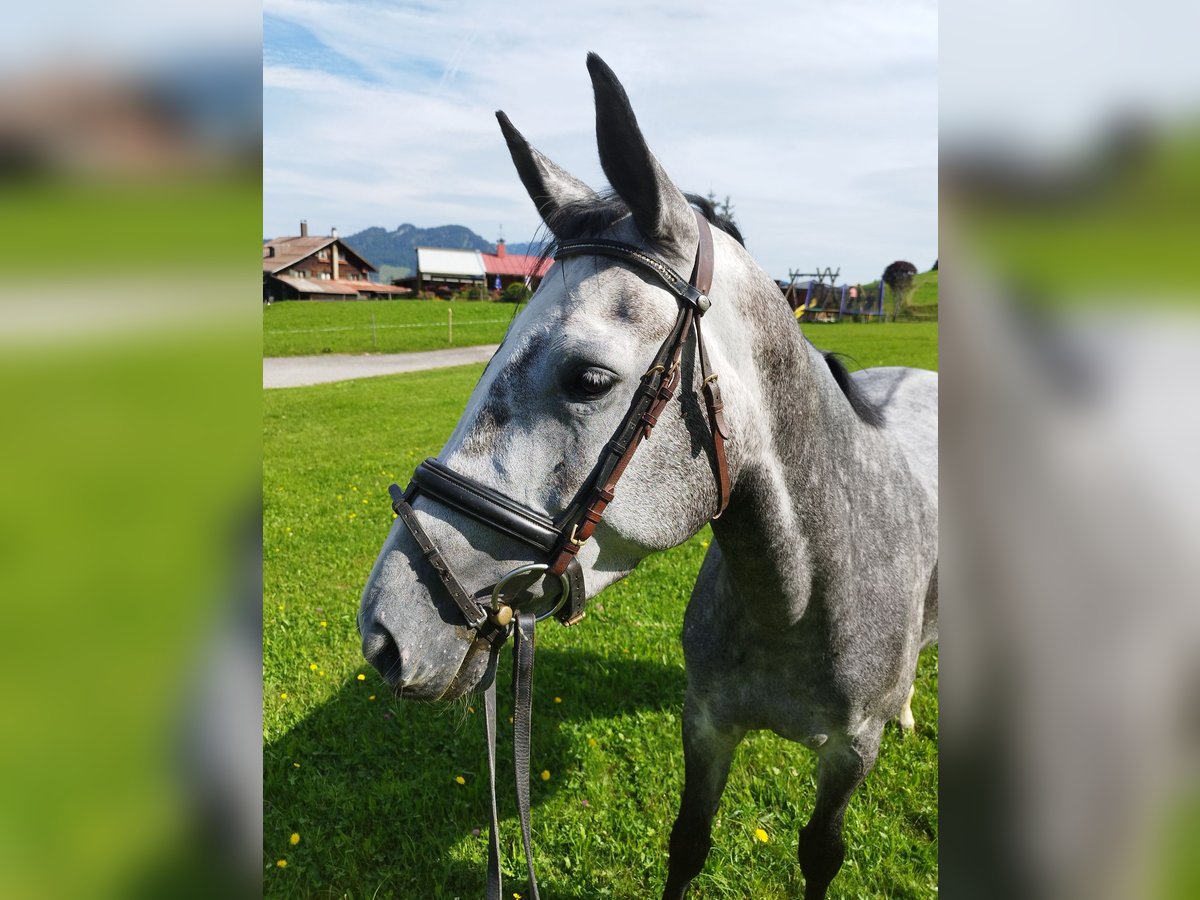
left=384, top=209, right=730, bottom=899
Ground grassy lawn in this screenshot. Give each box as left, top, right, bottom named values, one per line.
left=263, top=300, right=525, bottom=357
left=264, top=323, right=938, bottom=898
left=804, top=322, right=938, bottom=370
left=857, top=271, right=939, bottom=322
left=263, top=275, right=939, bottom=359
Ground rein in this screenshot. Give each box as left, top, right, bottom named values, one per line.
left=385, top=209, right=729, bottom=898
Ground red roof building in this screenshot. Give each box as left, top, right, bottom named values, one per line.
left=479, top=240, right=552, bottom=291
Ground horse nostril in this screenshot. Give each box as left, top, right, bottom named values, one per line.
left=362, top=622, right=402, bottom=686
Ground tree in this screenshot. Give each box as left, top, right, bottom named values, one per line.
left=882, top=260, right=918, bottom=321
left=704, top=190, right=736, bottom=222
left=500, top=282, right=531, bottom=304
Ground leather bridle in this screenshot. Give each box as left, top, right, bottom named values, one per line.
left=384, top=209, right=730, bottom=899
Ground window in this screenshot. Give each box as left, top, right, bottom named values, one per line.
left=317, top=250, right=329, bottom=261
left=319, top=272, right=330, bottom=280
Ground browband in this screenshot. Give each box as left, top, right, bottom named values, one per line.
left=553, top=238, right=712, bottom=313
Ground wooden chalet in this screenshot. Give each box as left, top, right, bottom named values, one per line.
left=263, top=221, right=408, bottom=301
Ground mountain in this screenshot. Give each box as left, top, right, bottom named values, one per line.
left=343, top=223, right=550, bottom=281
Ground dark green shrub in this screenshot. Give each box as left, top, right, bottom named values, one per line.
left=500, top=282, right=532, bottom=304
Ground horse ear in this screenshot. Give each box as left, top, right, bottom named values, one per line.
left=496, top=111, right=596, bottom=232
left=586, top=52, right=694, bottom=251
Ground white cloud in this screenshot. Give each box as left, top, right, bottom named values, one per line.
left=264, top=0, right=937, bottom=281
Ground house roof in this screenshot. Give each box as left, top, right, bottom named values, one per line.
left=263, top=236, right=377, bottom=275
left=481, top=251, right=553, bottom=278
left=272, top=275, right=407, bottom=297
left=416, top=247, right=486, bottom=279
left=273, top=275, right=356, bottom=295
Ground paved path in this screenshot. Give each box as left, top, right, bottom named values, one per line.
left=264, top=344, right=499, bottom=389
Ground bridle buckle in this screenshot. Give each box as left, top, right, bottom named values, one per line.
left=568, top=522, right=587, bottom=548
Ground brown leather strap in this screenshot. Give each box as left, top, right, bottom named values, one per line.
left=694, top=315, right=731, bottom=517
left=690, top=207, right=714, bottom=295
left=546, top=313, right=692, bottom=577
left=548, top=211, right=729, bottom=570
left=689, top=207, right=729, bottom=514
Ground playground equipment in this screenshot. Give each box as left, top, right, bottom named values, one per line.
left=783, top=267, right=886, bottom=322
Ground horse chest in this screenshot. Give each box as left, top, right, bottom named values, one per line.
left=683, top=601, right=853, bottom=738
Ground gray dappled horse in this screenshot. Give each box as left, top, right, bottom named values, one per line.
left=359, top=54, right=938, bottom=900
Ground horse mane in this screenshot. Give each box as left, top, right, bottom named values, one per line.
left=820, top=351, right=886, bottom=428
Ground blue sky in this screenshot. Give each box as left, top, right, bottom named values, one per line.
left=263, top=0, right=937, bottom=283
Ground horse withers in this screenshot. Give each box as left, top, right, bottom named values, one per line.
left=358, top=53, right=937, bottom=900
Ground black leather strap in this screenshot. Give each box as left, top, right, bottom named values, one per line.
left=484, top=662, right=503, bottom=900
left=390, top=491, right=487, bottom=627
left=413, top=459, right=560, bottom=552
left=512, top=611, right=539, bottom=899
left=554, top=239, right=711, bottom=313
left=484, top=612, right=541, bottom=900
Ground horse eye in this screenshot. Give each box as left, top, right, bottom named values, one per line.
left=569, top=366, right=617, bottom=400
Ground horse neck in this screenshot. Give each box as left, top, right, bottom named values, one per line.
left=709, top=270, right=879, bottom=625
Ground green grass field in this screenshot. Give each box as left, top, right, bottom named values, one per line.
left=857, top=271, right=939, bottom=322
left=264, top=323, right=938, bottom=898
left=263, top=273, right=939, bottom=359
left=263, top=300, right=525, bottom=356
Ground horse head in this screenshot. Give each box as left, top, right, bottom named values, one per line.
left=358, top=54, right=768, bottom=700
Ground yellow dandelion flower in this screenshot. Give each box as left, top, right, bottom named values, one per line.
left=289, top=833, right=300, bottom=845
left=357, top=674, right=366, bottom=681
left=292, top=762, right=300, bottom=768
left=279, top=692, right=288, bottom=700
left=309, top=663, right=318, bottom=671
left=588, top=738, right=598, bottom=747
left=276, top=859, right=288, bottom=868
left=368, top=695, right=376, bottom=701
left=554, top=697, right=562, bottom=704
left=362, top=498, right=369, bottom=504
left=754, top=828, right=769, bottom=843
left=318, top=671, right=325, bottom=677
left=319, top=621, right=328, bottom=628
left=540, top=770, right=551, bottom=781
left=455, top=775, right=466, bottom=785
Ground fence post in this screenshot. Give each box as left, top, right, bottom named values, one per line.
left=448, top=308, right=453, bottom=345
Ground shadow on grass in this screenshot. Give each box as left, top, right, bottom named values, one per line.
left=264, top=646, right=686, bottom=898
